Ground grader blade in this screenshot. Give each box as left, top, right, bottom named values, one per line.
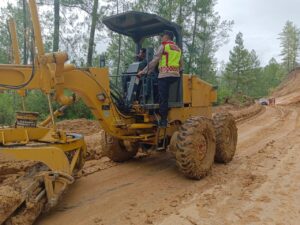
left=0, top=173, right=44, bottom=225
left=0, top=168, right=77, bottom=225
left=0, top=126, right=86, bottom=224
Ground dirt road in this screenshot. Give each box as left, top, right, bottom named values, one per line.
left=36, top=105, right=300, bottom=225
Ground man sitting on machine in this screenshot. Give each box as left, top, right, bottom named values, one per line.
left=135, top=48, right=148, bottom=100
left=136, top=48, right=148, bottom=69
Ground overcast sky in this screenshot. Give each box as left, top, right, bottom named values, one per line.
left=1, top=0, right=300, bottom=65
left=216, top=0, right=300, bottom=65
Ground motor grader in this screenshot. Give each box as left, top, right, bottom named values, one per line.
left=0, top=1, right=237, bottom=224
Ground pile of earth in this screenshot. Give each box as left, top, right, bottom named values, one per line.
left=0, top=161, right=36, bottom=185
left=56, top=119, right=115, bottom=176
left=56, top=119, right=101, bottom=136
left=57, top=119, right=104, bottom=161
left=214, top=103, right=263, bottom=122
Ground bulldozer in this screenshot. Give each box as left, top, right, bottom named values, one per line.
left=0, top=0, right=238, bottom=224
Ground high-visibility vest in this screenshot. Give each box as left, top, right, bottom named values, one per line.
left=159, top=41, right=182, bottom=74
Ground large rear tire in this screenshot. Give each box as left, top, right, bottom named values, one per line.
left=213, top=112, right=238, bottom=163
left=102, top=133, right=138, bottom=162
left=175, top=117, right=216, bottom=180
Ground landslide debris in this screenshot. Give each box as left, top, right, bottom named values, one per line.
left=57, top=119, right=104, bottom=160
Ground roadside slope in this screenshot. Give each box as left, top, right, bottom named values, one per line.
left=273, top=67, right=300, bottom=105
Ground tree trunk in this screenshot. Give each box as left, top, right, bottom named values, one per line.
left=168, top=0, right=172, bottom=21
left=187, top=0, right=199, bottom=74
left=116, top=35, right=121, bottom=75
left=199, top=15, right=207, bottom=78
left=22, top=0, right=28, bottom=64
left=177, top=0, right=183, bottom=26
left=87, top=0, right=99, bottom=67
left=116, top=0, right=121, bottom=76
left=53, top=0, right=60, bottom=52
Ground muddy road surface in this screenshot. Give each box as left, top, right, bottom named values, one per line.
left=36, top=105, right=300, bottom=225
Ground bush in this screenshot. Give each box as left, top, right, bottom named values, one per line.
left=61, top=100, right=94, bottom=120
left=0, top=90, right=94, bottom=125
left=0, top=93, right=16, bottom=125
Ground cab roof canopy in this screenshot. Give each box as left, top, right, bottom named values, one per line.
left=103, top=11, right=182, bottom=48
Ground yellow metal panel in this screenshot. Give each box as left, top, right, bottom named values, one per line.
left=210, top=89, right=217, bottom=103
left=182, top=74, right=192, bottom=104
left=191, top=76, right=216, bottom=107
left=89, top=67, right=110, bottom=94
left=0, top=67, right=30, bottom=86
left=8, top=18, right=21, bottom=64
left=28, top=0, right=45, bottom=56
left=0, top=127, right=86, bottom=175
left=169, top=106, right=212, bottom=122
left=0, top=127, right=84, bottom=148
left=2, top=147, right=71, bottom=174
left=0, top=127, right=49, bottom=144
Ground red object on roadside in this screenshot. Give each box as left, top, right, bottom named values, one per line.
left=268, top=98, right=276, bottom=106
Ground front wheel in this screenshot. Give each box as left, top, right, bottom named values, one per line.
left=102, top=133, right=138, bottom=162
left=175, top=117, right=216, bottom=180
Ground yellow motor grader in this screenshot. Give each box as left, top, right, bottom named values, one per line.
left=0, top=0, right=237, bottom=224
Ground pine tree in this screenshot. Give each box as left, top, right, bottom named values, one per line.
left=224, top=32, right=253, bottom=95
left=279, top=21, right=300, bottom=72
left=185, top=0, right=233, bottom=84
left=247, top=50, right=262, bottom=97
left=261, top=58, right=285, bottom=94
left=0, top=2, right=28, bottom=64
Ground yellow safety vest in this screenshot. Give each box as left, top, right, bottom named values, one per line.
left=159, top=41, right=182, bottom=74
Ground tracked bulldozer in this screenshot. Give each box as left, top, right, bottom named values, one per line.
left=0, top=1, right=237, bottom=224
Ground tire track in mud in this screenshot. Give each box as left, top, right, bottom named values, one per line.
left=159, top=106, right=300, bottom=225
left=36, top=106, right=300, bottom=225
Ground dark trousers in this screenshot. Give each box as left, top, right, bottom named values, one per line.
left=158, top=77, right=179, bottom=121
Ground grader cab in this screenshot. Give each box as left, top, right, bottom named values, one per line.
left=0, top=1, right=237, bottom=224
left=103, top=11, right=184, bottom=111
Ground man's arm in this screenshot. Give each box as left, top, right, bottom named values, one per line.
left=140, top=45, right=164, bottom=75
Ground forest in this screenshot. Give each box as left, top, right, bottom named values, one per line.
left=0, top=0, right=299, bottom=125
